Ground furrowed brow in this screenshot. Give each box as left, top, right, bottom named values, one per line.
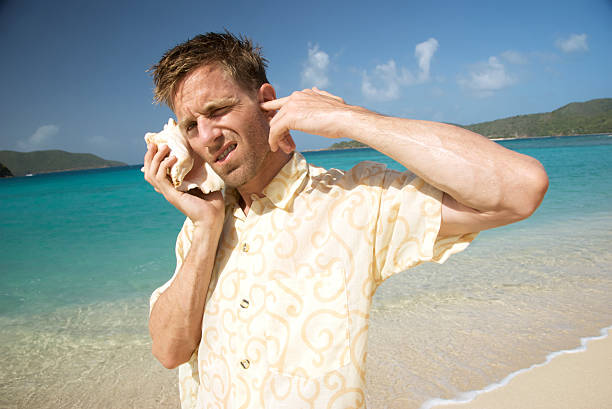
left=178, top=97, right=240, bottom=130
left=203, top=97, right=239, bottom=114
left=178, top=117, right=195, bottom=130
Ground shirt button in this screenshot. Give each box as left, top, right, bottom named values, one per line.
left=240, top=299, right=250, bottom=309
left=240, top=359, right=250, bottom=369
left=242, top=242, right=249, bottom=252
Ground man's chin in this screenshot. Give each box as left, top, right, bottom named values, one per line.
left=217, top=169, right=247, bottom=189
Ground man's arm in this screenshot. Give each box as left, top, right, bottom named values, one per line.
left=262, top=88, right=548, bottom=236
left=143, top=144, right=224, bottom=369
left=149, top=226, right=220, bottom=369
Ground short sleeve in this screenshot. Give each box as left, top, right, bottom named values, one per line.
left=373, top=169, right=477, bottom=283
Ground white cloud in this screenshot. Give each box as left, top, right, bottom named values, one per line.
left=458, top=56, right=515, bottom=97
left=555, top=33, right=588, bottom=53
left=501, top=50, right=528, bottom=64
left=361, top=38, right=439, bottom=101
left=17, top=124, right=59, bottom=151
left=415, top=38, right=439, bottom=81
left=301, top=44, right=330, bottom=88
left=362, top=60, right=414, bottom=100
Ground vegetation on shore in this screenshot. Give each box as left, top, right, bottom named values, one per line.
left=328, top=98, right=612, bottom=150
left=0, top=162, right=13, bottom=177
left=327, top=140, right=370, bottom=149
left=464, top=98, right=612, bottom=138
left=0, top=150, right=126, bottom=177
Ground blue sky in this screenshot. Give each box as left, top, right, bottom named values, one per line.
left=1, top=0, right=610, bottom=164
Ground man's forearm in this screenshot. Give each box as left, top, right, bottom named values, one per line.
left=149, top=226, right=219, bottom=369
left=263, top=89, right=548, bottom=231
left=341, top=107, right=547, bottom=217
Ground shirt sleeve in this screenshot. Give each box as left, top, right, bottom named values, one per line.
left=373, top=168, right=478, bottom=283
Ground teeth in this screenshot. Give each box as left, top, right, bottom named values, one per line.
left=217, top=144, right=236, bottom=161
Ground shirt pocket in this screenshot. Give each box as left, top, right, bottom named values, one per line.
left=265, top=264, right=351, bottom=378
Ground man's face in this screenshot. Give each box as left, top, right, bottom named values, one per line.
left=173, top=64, right=272, bottom=189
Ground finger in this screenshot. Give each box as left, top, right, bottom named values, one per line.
left=270, top=130, right=292, bottom=153
left=269, top=134, right=278, bottom=152
left=156, top=155, right=177, bottom=181
left=260, top=96, right=290, bottom=111
left=268, top=117, right=286, bottom=152
left=150, top=144, right=171, bottom=174
left=279, top=134, right=296, bottom=154
left=268, top=111, right=287, bottom=152
left=153, top=156, right=177, bottom=196
left=268, top=129, right=280, bottom=152
left=143, top=143, right=158, bottom=172
left=312, top=87, right=344, bottom=103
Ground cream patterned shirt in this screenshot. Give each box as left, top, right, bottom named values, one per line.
left=150, top=152, right=477, bottom=409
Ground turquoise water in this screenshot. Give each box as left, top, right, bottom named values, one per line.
left=1, top=134, right=611, bottom=408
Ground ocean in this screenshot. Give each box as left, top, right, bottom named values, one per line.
left=1, top=134, right=611, bottom=408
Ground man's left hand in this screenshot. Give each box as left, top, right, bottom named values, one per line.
left=260, top=88, right=353, bottom=152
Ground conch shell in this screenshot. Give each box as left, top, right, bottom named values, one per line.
left=143, top=118, right=224, bottom=194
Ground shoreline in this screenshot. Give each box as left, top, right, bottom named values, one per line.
left=423, top=325, right=612, bottom=409
left=2, top=164, right=133, bottom=179
left=302, top=132, right=612, bottom=152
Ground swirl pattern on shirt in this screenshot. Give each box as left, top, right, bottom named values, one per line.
left=150, top=153, right=477, bottom=409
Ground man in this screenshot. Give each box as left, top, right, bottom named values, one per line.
left=143, top=32, right=548, bottom=409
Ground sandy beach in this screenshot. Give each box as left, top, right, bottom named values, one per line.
left=427, top=328, right=612, bottom=409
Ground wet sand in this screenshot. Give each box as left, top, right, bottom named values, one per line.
left=428, top=328, right=612, bottom=409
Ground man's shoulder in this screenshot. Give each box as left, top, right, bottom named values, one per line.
left=305, top=160, right=395, bottom=191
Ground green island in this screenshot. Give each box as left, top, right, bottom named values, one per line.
left=328, top=98, right=612, bottom=149
left=0, top=150, right=126, bottom=177
left=0, top=162, right=13, bottom=177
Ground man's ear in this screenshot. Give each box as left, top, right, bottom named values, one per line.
left=258, top=83, right=277, bottom=120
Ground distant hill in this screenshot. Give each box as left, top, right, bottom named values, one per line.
left=327, top=98, right=612, bottom=149
left=464, top=98, right=612, bottom=138
left=0, top=150, right=126, bottom=177
left=327, top=140, right=369, bottom=149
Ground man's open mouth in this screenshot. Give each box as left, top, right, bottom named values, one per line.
left=216, top=143, right=237, bottom=162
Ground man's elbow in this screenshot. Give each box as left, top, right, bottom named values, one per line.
left=510, top=162, right=549, bottom=221
left=151, top=340, right=195, bottom=369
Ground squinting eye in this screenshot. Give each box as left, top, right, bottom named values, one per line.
left=210, top=107, right=229, bottom=118
left=185, top=122, right=196, bottom=132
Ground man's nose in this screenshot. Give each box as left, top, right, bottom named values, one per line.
left=196, top=117, right=222, bottom=146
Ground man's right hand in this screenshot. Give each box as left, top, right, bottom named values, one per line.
left=143, top=143, right=224, bottom=231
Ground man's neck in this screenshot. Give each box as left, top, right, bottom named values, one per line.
left=237, top=150, right=293, bottom=214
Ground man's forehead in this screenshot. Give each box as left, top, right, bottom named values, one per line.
left=173, top=65, right=223, bottom=99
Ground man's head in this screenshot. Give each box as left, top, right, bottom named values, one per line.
left=151, top=31, right=269, bottom=110
left=151, top=32, right=292, bottom=196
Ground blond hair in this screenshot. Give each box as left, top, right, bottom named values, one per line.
left=150, top=31, right=269, bottom=110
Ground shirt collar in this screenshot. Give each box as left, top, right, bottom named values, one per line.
left=223, top=152, right=309, bottom=213
left=262, top=152, right=309, bottom=210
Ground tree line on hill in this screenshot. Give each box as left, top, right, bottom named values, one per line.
left=0, top=162, right=13, bottom=177
left=0, top=150, right=126, bottom=177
